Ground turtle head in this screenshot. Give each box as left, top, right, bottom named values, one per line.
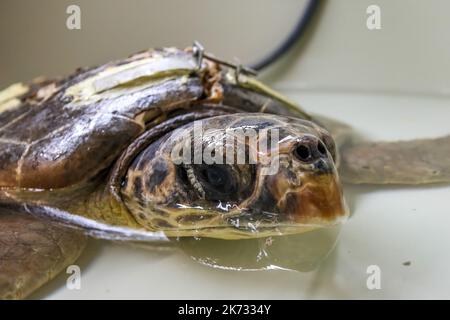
left=120, top=114, right=348, bottom=239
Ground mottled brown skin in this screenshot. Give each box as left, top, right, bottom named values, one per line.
left=120, top=113, right=347, bottom=238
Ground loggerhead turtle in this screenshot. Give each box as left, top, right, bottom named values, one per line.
left=0, top=45, right=449, bottom=298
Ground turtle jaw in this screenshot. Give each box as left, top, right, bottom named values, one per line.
left=239, top=150, right=349, bottom=234
left=277, top=173, right=349, bottom=227
left=235, top=174, right=348, bottom=237
left=162, top=170, right=348, bottom=240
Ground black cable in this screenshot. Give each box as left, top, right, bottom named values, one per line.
left=250, top=0, right=322, bottom=72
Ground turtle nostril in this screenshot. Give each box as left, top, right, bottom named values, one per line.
left=294, top=144, right=312, bottom=162
left=317, top=141, right=327, bottom=156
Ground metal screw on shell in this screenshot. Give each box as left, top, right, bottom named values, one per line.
left=192, top=41, right=258, bottom=81
left=234, top=63, right=244, bottom=84
left=192, top=41, right=205, bottom=71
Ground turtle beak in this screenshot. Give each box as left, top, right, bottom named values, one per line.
left=247, top=138, right=348, bottom=229
left=273, top=171, right=348, bottom=225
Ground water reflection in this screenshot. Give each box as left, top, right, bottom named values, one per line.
left=174, top=226, right=341, bottom=272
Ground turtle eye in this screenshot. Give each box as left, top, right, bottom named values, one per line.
left=204, top=166, right=228, bottom=188
left=199, top=164, right=236, bottom=197
left=183, top=163, right=255, bottom=204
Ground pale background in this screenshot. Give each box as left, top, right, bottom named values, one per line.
left=1, top=0, right=450, bottom=299
left=1, top=0, right=449, bottom=95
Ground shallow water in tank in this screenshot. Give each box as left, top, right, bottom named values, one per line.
left=174, top=226, right=341, bottom=271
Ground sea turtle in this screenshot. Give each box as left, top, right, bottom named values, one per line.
left=0, top=45, right=449, bottom=299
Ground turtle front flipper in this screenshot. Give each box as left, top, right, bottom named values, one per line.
left=339, top=135, right=450, bottom=185
left=0, top=206, right=87, bottom=299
